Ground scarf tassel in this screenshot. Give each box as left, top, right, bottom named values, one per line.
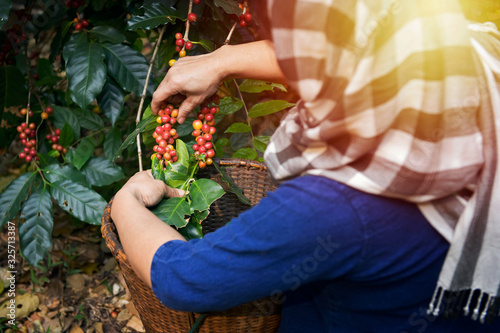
left=427, top=288, right=499, bottom=324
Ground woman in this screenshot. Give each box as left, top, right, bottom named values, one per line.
left=111, top=0, right=500, bottom=331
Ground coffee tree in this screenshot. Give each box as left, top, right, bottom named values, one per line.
left=0, top=0, right=294, bottom=266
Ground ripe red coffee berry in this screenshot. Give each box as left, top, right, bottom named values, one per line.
left=19, top=152, right=26, bottom=159
left=175, top=33, right=183, bottom=40
left=175, top=38, right=185, bottom=47
left=239, top=20, right=247, bottom=27
left=55, top=128, right=61, bottom=135
left=194, top=0, right=201, bottom=4
left=75, top=23, right=83, bottom=30
left=81, top=19, right=89, bottom=27
left=205, top=113, right=214, bottom=122
left=196, top=137, right=206, bottom=145
left=45, top=106, right=53, bottom=114
left=244, top=13, right=252, bottom=22
left=186, top=41, right=193, bottom=50
left=201, top=124, right=210, bottom=133
left=188, top=13, right=197, bottom=22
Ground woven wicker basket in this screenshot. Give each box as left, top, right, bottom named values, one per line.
left=101, top=158, right=281, bottom=333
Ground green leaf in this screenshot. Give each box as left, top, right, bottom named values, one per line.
left=63, top=32, right=87, bottom=64
left=0, top=172, right=36, bottom=227
left=89, top=26, right=126, bottom=44
left=248, top=100, right=296, bottom=118
left=19, top=188, right=53, bottom=266
left=73, top=137, right=95, bottom=170
left=218, top=96, right=243, bottom=115
left=81, top=156, right=125, bottom=187
left=238, top=80, right=287, bottom=93
left=215, top=138, right=230, bottom=158
left=37, top=153, right=58, bottom=168
left=192, top=39, right=214, bottom=52
left=34, top=58, right=60, bottom=87
left=115, top=115, right=155, bottom=160
left=127, top=3, right=180, bottom=30
left=97, top=77, right=125, bottom=126
left=213, top=0, right=241, bottom=15
left=102, top=43, right=154, bottom=96
left=151, top=154, right=162, bottom=180
left=53, top=106, right=81, bottom=139
left=58, top=123, right=75, bottom=147
left=43, top=164, right=89, bottom=187
left=232, top=147, right=258, bottom=160
left=225, top=122, right=251, bottom=133
left=253, top=135, right=270, bottom=153
left=151, top=197, right=190, bottom=228
left=178, top=221, right=203, bottom=240
left=191, top=210, right=209, bottom=224
left=189, top=179, right=225, bottom=212
left=66, top=36, right=106, bottom=109
left=164, top=161, right=188, bottom=187
left=104, top=127, right=122, bottom=161
left=176, top=139, right=189, bottom=169
left=175, top=121, right=194, bottom=137
left=213, top=163, right=251, bottom=206
left=74, top=108, right=104, bottom=131
left=0, top=0, right=12, bottom=30
left=50, top=180, right=107, bottom=225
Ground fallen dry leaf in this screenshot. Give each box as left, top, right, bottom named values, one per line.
left=67, top=274, right=87, bottom=291
left=0, top=292, right=40, bottom=318
left=70, top=323, right=84, bottom=333
left=126, top=316, right=145, bottom=332
left=93, top=322, right=104, bottom=333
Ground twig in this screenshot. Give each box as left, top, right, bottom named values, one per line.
left=225, top=2, right=247, bottom=45
left=136, top=26, right=166, bottom=172
left=183, top=0, right=194, bottom=46
left=224, top=22, right=238, bottom=45
left=232, top=79, right=255, bottom=148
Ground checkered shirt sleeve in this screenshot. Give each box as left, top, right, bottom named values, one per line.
left=263, top=0, right=484, bottom=227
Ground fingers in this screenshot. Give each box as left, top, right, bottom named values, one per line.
left=144, top=169, right=185, bottom=198
left=177, top=96, right=202, bottom=124
left=164, top=186, right=185, bottom=198
left=152, top=83, right=176, bottom=115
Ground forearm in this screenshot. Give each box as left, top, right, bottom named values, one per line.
left=111, top=190, right=186, bottom=288
left=216, top=40, right=286, bottom=83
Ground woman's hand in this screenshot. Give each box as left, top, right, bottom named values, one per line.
left=118, top=170, right=184, bottom=207
left=150, top=41, right=286, bottom=124
left=151, top=48, right=225, bottom=124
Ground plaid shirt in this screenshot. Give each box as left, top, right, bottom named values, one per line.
left=264, top=0, right=483, bottom=236
left=263, top=0, right=500, bottom=319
